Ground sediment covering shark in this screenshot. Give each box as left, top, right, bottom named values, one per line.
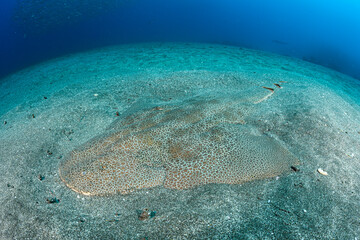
left=59, top=93, right=299, bottom=196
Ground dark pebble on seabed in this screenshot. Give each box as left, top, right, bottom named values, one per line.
left=44, top=96, right=47, bottom=99
left=32, top=114, right=35, bottom=118
left=4, top=121, right=7, bottom=125
left=291, top=166, right=300, bottom=172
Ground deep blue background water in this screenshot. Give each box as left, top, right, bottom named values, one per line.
left=1, top=0, right=360, bottom=80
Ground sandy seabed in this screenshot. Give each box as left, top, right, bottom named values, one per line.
left=1, top=43, right=360, bottom=239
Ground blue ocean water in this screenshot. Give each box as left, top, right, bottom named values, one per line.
left=0, top=0, right=360, bottom=80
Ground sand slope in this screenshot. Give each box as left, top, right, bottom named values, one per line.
left=0, top=43, right=360, bottom=239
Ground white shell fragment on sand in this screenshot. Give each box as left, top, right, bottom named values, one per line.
left=317, top=168, right=328, bottom=176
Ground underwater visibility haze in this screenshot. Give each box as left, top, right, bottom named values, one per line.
left=0, top=1, right=360, bottom=239
left=1, top=0, right=360, bottom=80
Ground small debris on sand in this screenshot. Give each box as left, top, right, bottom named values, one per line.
left=4, top=121, right=7, bottom=125
left=317, top=168, right=328, bottom=176
left=294, top=182, right=303, bottom=188
left=138, top=208, right=150, bottom=221
left=149, top=211, right=156, bottom=218
left=138, top=209, right=156, bottom=221
left=46, top=197, right=60, bottom=204
left=154, top=106, right=164, bottom=111
left=38, top=174, right=45, bottom=181
left=43, top=96, right=47, bottom=99
left=262, top=86, right=275, bottom=92
left=115, top=111, right=120, bottom=116
left=32, top=114, right=35, bottom=118
left=107, top=219, right=119, bottom=223
left=94, top=93, right=99, bottom=97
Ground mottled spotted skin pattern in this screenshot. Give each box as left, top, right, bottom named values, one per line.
left=59, top=94, right=299, bottom=196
